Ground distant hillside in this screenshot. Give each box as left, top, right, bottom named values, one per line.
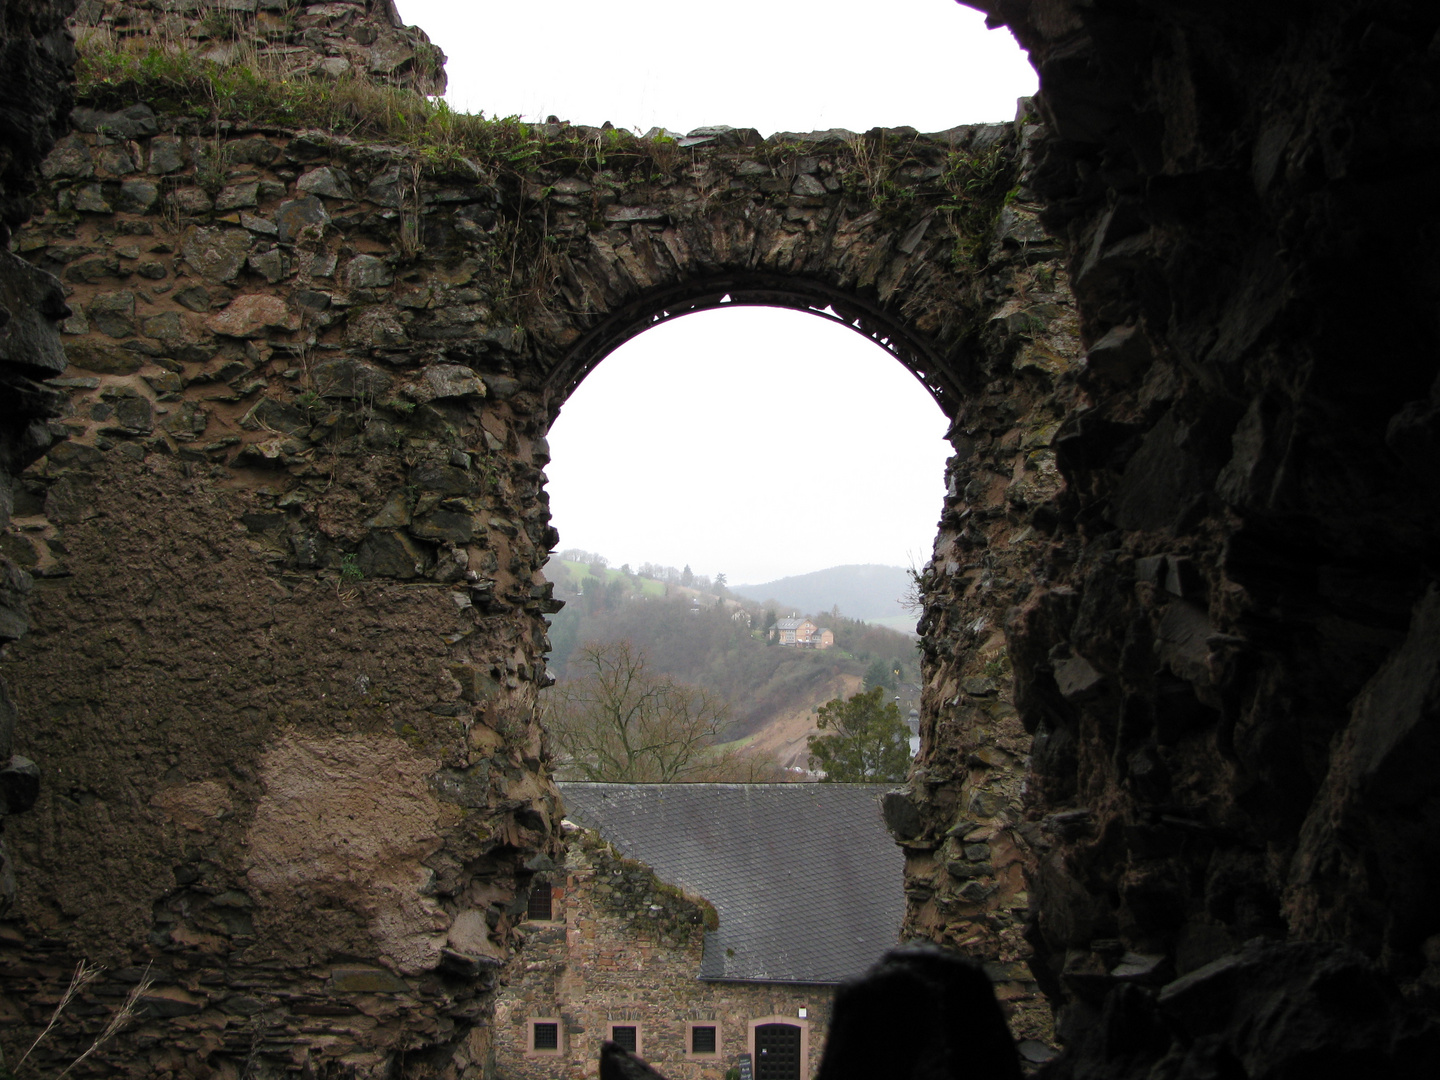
left=734, top=564, right=917, bottom=627
left=539, top=555, right=922, bottom=771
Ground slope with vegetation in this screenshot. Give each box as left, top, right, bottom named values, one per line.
left=540, top=554, right=922, bottom=771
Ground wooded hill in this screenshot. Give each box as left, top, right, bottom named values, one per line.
left=541, top=556, right=920, bottom=749
left=732, top=564, right=920, bottom=634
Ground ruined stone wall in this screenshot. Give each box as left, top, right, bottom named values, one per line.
left=1, top=111, right=567, bottom=1078
left=882, top=125, right=1079, bottom=1053
left=70, top=0, right=446, bottom=94
left=919, top=0, right=1440, bottom=1073
left=4, top=0, right=1440, bottom=1075
left=0, top=0, right=77, bottom=929
left=494, top=824, right=830, bottom=1080
left=0, top=49, right=1078, bottom=1073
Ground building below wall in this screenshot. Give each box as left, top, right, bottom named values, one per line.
left=492, top=784, right=905, bottom=1080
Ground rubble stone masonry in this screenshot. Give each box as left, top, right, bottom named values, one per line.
left=494, top=824, right=829, bottom=1080
left=6, top=0, right=1440, bottom=1077
left=0, top=10, right=1078, bottom=1073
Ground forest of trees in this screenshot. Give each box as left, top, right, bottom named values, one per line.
left=539, top=552, right=922, bottom=759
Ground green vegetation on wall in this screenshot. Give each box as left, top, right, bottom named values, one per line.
left=72, top=37, right=1018, bottom=275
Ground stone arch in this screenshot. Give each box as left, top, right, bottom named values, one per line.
left=454, top=124, right=1035, bottom=423
left=0, top=27, right=1081, bottom=1074
left=546, top=272, right=960, bottom=416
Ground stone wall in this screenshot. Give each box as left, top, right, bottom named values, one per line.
left=0, top=41, right=1079, bottom=1074
left=7, top=0, right=1438, bottom=1076
left=70, top=0, right=445, bottom=94
left=923, top=0, right=1440, bottom=1073
left=494, top=823, right=829, bottom=1080
left=0, top=0, right=77, bottom=929
left=885, top=135, right=1078, bottom=1049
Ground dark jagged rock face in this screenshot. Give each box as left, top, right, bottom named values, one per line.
left=0, top=0, right=77, bottom=238
left=0, top=0, right=75, bottom=917
left=934, top=0, right=1440, bottom=1073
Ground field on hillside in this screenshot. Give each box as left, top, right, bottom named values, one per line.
left=547, top=559, right=667, bottom=598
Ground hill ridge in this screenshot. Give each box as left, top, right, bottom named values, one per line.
left=733, top=563, right=916, bottom=625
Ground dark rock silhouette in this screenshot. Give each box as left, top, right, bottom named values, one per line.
left=597, top=947, right=1024, bottom=1080
left=0, top=0, right=74, bottom=918
left=1042, top=940, right=1440, bottom=1080
left=817, top=947, right=1023, bottom=1080
left=599, top=1039, right=671, bottom=1080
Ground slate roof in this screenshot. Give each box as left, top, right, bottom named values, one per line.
left=557, top=782, right=904, bottom=985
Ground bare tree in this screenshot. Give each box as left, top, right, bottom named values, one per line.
left=540, top=641, right=774, bottom=782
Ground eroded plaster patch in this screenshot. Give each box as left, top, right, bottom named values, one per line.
left=246, top=732, right=448, bottom=974
left=150, top=778, right=234, bottom=833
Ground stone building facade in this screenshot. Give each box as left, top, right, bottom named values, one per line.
left=491, top=783, right=907, bottom=1080
left=494, top=823, right=828, bottom=1080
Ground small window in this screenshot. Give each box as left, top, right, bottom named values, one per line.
left=686, top=1021, right=721, bottom=1058
left=532, top=1021, right=560, bottom=1052
left=610, top=1025, right=638, bottom=1053
left=526, top=881, right=553, bottom=921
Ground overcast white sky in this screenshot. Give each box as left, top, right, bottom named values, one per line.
left=396, top=1, right=1037, bottom=586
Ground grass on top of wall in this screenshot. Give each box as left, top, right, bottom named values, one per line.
left=72, top=40, right=684, bottom=181
left=72, top=37, right=1017, bottom=268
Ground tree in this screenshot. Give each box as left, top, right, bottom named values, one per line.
left=806, top=686, right=911, bottom=783
left=863, top=658, right=895, bottom=692
left=714, top=572, right=728, bottom=597
left=681, top=564, right=694, bottom=587
left=541, top=640, right=765, bottom=783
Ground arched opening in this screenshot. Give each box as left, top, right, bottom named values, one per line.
left=541, top=299, right=951, bottom=776
left=545, top=274, right=964, bottom=416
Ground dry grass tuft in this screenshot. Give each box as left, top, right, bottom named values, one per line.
left=72, top=35, right=684, bottom=184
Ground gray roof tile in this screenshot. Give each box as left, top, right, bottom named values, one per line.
left=557, top=782, right=904, bottom=985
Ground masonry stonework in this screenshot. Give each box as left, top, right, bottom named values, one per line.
left=8, top=1, right=1435, bottom=1077
left=70, top=0, right=446, bottom=95
left=0, top=11, right=1077, bottom=1072
left=495, top=825, right=828, bottom=1080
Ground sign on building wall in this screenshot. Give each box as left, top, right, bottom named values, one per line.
left=737, top=1052, right=754, bottom=1080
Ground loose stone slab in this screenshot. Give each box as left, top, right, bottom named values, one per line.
left=207, top=294, right=301, bottom=338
